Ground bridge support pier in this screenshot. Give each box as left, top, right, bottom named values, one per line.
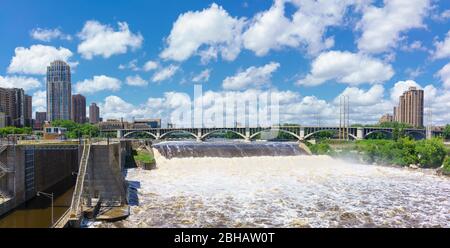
left=197, top=128, right=202, bottom=142
left=299, top=127, right=305, bottom=140
left=356, top=128, right=364, bottom=140
left=117, top=130, right=123, bottom=139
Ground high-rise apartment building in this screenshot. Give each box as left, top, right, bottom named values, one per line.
left=25, top=95, right=32, bottom=126
left=89, top=103, right=100, bottom=124
left=47, top=60, right=71, bottom=122
left=34, top=111, right=47, bottom=130
left=71, top=94, right=86, bottom=124
left=393, top=87, right=424, bottom=127
left=0, top=87, right=30, bottom=127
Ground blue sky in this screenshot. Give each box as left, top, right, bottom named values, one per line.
left=0, top=0, right=449, bottom=126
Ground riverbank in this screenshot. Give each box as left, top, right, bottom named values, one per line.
left=308, top=138, right=450, bottom=176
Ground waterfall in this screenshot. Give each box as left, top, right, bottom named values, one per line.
left=152, top=141, right=309, bottom=159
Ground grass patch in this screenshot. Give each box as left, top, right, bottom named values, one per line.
left=133, top=150, right=155, bottom=163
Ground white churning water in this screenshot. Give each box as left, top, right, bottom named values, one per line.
left=97, top=142, right=450, bottom=228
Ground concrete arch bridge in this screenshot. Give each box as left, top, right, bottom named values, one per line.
left=115, top=126, right=437, bottom=141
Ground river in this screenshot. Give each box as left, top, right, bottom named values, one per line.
left=91, top=141, right=449, bottom=228
left=0, top=179, right=74, bottom=228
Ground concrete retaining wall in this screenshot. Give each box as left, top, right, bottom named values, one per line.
left=0, top=145, right=79, bottom=217
left=84, top=142, right=128, bottom=207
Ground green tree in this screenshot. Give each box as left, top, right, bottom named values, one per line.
left=443, top=124, right=450, bottom=139
left=51, top=120, right=99, bottom=138
left=415, top=139, right=447, bottom=168
left=0, top=126, right=32, bottom=137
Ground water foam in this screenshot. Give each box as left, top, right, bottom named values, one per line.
left=98, top=150, right=450, bottom=228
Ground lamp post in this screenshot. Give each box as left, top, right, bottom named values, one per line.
left=37, top=191, right=54, bottom=226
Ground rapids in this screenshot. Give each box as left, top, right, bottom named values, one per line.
left=93, top=141, right=450, bottom=228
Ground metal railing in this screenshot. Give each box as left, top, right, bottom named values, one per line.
left=69, top=139, right=91, bottom=219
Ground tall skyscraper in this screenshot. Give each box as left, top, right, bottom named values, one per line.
left=0, top=87, right=29, bottom=127
left=47, top=60, right=71, bottom=122
left=89, top=103, right=100, bottom=124
left=393, top=87, right=424, bottom=127
left=71, top=94, right=86, bottom=124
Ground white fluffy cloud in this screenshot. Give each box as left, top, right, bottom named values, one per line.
left=77, top=20, right=143, bottom=59
left=151, top=65, right=179, bottom=82
left=75, top=75, right=121, bottom=94
left=335, top=84, right=385, bottom=106
left=192, top=69, right=211, bottom=83
left=243, top=0, right=359, bottom=56
left=126, top=75, right=148, bottom=86
left=437, top=63, right=450, bottom=88
left=433, top=30, right=450, bottom=59
left=0, top=75, right=41, bottom=91
left=143, top=60, right=159, bottom=71
left=223, top=62, right=280, bottom=90
left=30, top=28, right=72, bottom=42
left=7, top=45, right=76, bottom=75
left=298, top=51, right=394, bottom=86
left=160, top=3, right=245, bottom=62
left=357, top=0, right=430, bottom=53
left=32, top=90, right=47, bottom=113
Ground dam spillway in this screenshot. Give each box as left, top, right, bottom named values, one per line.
left=153, top=141, right=309, bottom=159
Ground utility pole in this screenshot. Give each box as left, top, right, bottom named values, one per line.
left=339, top=96, right=350, bottom=141
left=426, top=104, right=432, bottom=139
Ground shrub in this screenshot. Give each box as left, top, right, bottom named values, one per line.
left=307, top=142, right=333, bottom=155
left=415, top=139, right=447, bottom=168
left=443, top=156, right=450, bottom=174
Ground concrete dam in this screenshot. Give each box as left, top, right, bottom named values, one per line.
left=0, top=140, right=132, bottom=227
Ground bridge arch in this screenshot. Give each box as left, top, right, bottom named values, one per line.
left=159, top=130, right=198, bottom=140
left=304, top=129, right=357, bottom=140
left=123, top=131, right=157, bottom=139
left=405, top=130, right=426, bottom=140
left=364, top=130, right=393, bottom=139
left=201, top=129, right=246, bottom=141
left=249, top=128, right=301, bottom=141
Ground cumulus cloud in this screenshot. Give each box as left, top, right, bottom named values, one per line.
left=243, top=0, right=359, bottom=56
left=335, top=84, right=385, bottom=106
left=160, top=3, right=245, bottom=62
left=432, top=30, right=450, bottom=59
left=0, top=75, right=41, bottom=91
left=356, top=0, right=430, bottom=53
left=437, top=63, right=450, bottom=88
left=126, top=75, right=148, bottom=86
left=143, top=60, right=159, bottom=71
left=192, top=69, right=211, bottom=83
left=75, top=75, right=121, bottom=94
left=298, top=51, right=394, bottom=86
left=7, top=45, right=77, bottom=75
left=223, top=62, right=280, bottom=90
left=77, top=20, right=143, bottom=59
left=151, top=65, right=179, bottom=82
left=32, top=90, right=47, bottom=113
left=30, top=28, right=72, bottom=42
